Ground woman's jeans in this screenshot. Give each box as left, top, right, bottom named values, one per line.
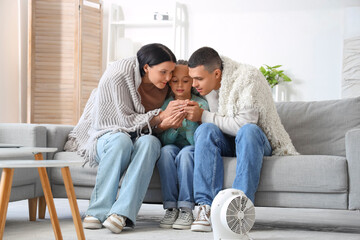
left=86, top=132, right=161, bottom=226
left=157, top=144, right=195, bottom=210
left=193, top=123, right=272, bottom=205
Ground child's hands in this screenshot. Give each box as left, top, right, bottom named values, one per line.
left=160, top=99, right=187, bottom=120
left=158, top=111, right=186, bottom=130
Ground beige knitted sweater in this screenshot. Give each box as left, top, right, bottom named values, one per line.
left=219, top=56, right=298, bottom=155
left=64, top=57, right=161, bottom=167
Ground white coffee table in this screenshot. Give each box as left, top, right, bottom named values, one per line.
left=0, top=147, right=85, bottom=240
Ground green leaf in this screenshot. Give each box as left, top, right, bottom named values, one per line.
left=270, top=72, right=277, bottom=78
left=261, top=63, right=293, bottom=87
left=282, top=75, right=292, bottom=82
left=259, top=66, right=266, bottom=74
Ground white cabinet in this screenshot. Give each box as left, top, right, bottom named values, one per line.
left=106, top=1, right=187, bottom=65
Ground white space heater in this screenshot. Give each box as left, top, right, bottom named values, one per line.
left=211, top=188, right=255, bottom=240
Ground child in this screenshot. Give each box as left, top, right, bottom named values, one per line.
left=156, top=60, right=209, bottom=230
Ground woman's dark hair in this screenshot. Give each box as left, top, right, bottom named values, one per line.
left=137, top=43, right=177, bottom=77
left=188, top=46, right=223, bottom=72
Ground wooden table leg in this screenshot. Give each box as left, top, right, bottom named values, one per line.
left=61, top=167, right=85, bottom=240
left=38, top=196, right=46, bottom=219
left=0, top=168, right=14, bottom=240
left=35, top=153, right=63, bottom=240
left=28, top=197, right=37, bottom=221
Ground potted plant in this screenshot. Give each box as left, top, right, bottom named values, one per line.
left=259, top=64, right=292, bottom=88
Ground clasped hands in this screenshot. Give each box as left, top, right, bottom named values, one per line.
left=158, top=99, right=204, bottom=130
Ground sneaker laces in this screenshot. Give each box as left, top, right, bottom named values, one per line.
left=164, top=208, right=178, bottom=219
left=178, top=211, right=193, bottom=221
left=196, top=206, right=211, bottom=223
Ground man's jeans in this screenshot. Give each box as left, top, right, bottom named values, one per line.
left=157, top=144, right=195, bottom=210
left=193, top=123, right=272, bottom=205
left=86, top=132, right=161, bottom=226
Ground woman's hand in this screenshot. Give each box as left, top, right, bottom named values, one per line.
left=158, top=111, right=186, bottom=130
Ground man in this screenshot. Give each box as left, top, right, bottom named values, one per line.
left=184, top=47, right=298, bottom=232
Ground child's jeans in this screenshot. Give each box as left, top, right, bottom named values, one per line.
left=157, top=144, right=195, bottom=210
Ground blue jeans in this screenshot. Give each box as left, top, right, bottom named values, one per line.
left=86, top=132, right=161, bottom=226
left=157, top=144, right=195, bottom=210
left=193, top=123, right=272, bottom=205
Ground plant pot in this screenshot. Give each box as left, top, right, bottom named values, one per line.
left=272, top=84, right=287, bottom=102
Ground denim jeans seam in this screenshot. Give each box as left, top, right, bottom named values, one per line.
left=261, top=133, right=272, bottom=156
left=211, top=139, right=221, bottom=199
left=177, top=201, right=195, bottom=210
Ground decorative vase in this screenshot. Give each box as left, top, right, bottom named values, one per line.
left=272, top=84, right=287, bottom=102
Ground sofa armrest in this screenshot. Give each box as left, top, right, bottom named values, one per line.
left=40, top=124, right=74, bottom=159
left=346, top=128, right=360, bottom=210
left=0, top=123, right=46, bottom=148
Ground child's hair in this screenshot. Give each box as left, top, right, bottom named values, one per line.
left=170, top=59, right=203, bottom=98
left=176, top=59, right=188, bottom=66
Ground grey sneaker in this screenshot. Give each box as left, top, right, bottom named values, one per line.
left=103, top=214, right=126, bottom=234
left=83, top=215, right=102, bottom=229
left=191, top=205, right=212, bottom=232
left=159, top=208, right=179, bottom=228
left=172, top=211, right=194, bottom=230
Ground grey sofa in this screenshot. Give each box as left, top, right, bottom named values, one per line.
left=1, top=97, right=360, bottom=216
left=0, top=124, right=47, bottom=220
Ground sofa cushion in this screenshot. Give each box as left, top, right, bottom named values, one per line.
left=254, top=192, right=348, bottom=209
left=50, top=152, right=162, bottom=190
left=51, top=152, right=96, bottom=186
left=223, top=155, right=348, bottom=193
left=0, top=123, right=46, bottom=148
left=276, top=97, right=360, bottom=156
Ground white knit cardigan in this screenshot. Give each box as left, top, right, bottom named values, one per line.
left=64, top=57, right=161, bottom=167
left=219, top=56, right=298, bottom=155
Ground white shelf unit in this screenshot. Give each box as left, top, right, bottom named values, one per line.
left=111, top=21, right=174, bottom=27
left=106, top=1, right=187, bottom=65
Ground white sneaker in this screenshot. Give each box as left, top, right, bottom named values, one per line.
left=191, top=205, right=212, bottom=232
left=172, top=211, right=194, bottom=230
left=83, top=216, right=102, bottom=229
left=159, top=208, right=179, bottom=228
left=103, top=214, right=126, bottom=234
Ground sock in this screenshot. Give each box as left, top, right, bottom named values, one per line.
left=180, top=207, right=192, bottom=213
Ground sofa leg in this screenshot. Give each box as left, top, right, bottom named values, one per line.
left=28, top=198, right=37, bottom=221
left=38, top=196, right=46, bottom=219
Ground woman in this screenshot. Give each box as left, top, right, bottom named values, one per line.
left=64, top=43, right=185, bottom=234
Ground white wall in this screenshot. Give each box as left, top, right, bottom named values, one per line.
left=0, top=0, right=20, bottom=123
left=1, top=0, right=359, bottom=123
left=180, top=0, right=360, bottom=101
left=103, top=0, right=360, bottom=101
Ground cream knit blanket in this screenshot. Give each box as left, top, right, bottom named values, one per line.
left=64, top=57, right=161, bottom=167
left=219, top=56, right=298, bottom=155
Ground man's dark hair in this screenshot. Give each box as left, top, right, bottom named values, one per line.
left=188, top=47, right=223, bottom=72
left=137, top=43, right=177, bottom=77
